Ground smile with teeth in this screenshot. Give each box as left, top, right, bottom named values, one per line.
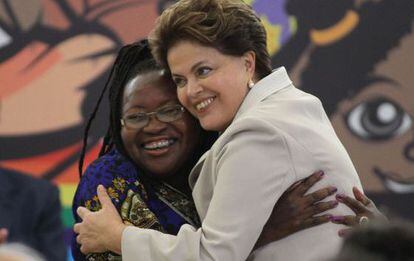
left=142, top=139, right=176, bottom=150
left=196, top=97, right=215, bottom=111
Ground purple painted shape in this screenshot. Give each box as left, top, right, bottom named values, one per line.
left=252, top=0, right=292, bottom=43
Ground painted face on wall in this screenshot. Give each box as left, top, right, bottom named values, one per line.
left=168, top=40, right=255, bottom=132
left=331, top=29, right=414, bottom=193
left=121, top=70, right=201, bottom=179
left=0, top=34, right=115, bottom=135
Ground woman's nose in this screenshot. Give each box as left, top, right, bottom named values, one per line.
left=186, top=79, right=203, bottom=98
left=142, top=115, right=167, bottom=133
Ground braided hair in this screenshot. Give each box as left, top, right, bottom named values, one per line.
left=78, top=39, right=217, bottom=177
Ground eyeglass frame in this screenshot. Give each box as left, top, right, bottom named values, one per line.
left=120, top=104, right=185, bottom=130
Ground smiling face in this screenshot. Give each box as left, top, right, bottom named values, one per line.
left=120, top=70, right=201, bottom=179
left=331, top=30, right=414, bottom=193
left=167, top=40, right=255, bottom=132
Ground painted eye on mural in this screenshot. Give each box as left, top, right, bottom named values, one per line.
left=345, top=98, right=412, bottom=140
left=0, top=26, right=11, bottom=49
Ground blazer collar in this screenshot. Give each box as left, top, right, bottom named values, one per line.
left=235, top=67, right=292, bottom=119
left=188, top=151, right=209, bottom=189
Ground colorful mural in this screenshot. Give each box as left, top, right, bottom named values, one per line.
left=1, top=0, right=413, bottom=259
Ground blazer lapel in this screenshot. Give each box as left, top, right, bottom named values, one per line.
left=188, top=150, right=209, bottom=190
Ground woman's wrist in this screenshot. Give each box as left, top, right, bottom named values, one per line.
left=106, top=223, right=127, bottom=255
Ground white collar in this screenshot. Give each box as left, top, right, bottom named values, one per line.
left=235, top=66, right=292, bottom=119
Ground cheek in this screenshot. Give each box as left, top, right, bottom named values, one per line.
left=226, top=82, right=248, bottom=110
left=177, top=88, right=187, bottom=105
left=120, top=130, right=129, bottom=150
left=177, top=89, right=197, bottom=117
left=121, top=129, right=135, bottom=150
left=177, top=116, right=200, bottom=143
left=177, top=88, right=191, bottom=110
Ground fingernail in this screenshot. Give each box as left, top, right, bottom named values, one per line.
left=336, top=194, right=345, bottom=201
left=330, top=216, right=344, bottom=222
left=318, top=171, right=325, bottom=178
left=330, top=187, right=338, bottom=193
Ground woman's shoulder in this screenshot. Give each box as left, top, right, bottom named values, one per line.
left=213, top=116, right=282, bottom=151
left=75, top=150, right=140, bottom=197
left=73, top=149, right=143, bottom=211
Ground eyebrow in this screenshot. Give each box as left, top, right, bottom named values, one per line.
left=123, top=101, right=179, bottom=113
left=122, top=105, right=145, bottom=114
left=172, top=60, right=207, bottom=77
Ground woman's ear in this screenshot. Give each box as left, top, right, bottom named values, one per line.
left=243, top=50, right=256, bottom=78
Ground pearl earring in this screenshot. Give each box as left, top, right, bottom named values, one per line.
left=248, top=79, right=254, bottom=89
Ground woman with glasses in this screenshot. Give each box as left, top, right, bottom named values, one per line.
left=71, top=40, right=214, bottom=260
left=72, top=40, right=341, bottom=260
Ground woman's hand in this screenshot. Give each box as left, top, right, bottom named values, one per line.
left=330, top=187, right=388, bottom=237
left=255, top=171, right=338, bottom=249
left=73, top=185, right=126, bottom=255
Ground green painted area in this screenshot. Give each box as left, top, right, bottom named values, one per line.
left=289, top=16, right=298, bottom=34
left=61, top=206, right=74, bottom=228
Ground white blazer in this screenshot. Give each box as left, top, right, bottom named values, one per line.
left=122, top=67, right=362, bottom=261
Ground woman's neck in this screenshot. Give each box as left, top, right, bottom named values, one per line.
left=162, top=170, right=192, bottom=196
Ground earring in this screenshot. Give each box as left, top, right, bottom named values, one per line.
left=248, top=79, right=254, bottom=89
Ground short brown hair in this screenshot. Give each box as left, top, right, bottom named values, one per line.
left=149, top=0, right=272, bottom=80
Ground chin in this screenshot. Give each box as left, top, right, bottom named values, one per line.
left=200, top=120, right=224, bottom=132
left=147, top=162, right=179, bottom=178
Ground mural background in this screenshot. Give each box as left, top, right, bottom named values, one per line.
left=1, top=0, right=413, bottom=259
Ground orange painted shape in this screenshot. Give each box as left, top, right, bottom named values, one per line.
left=54, top=142, right=101, bottom=184
left=41, top=0, right=72, bottom=29
left=0, top=142, right=82, bottom=178
left=0, top=41, right=62, bottom=99
left=310, top=10, right=359, bottom=46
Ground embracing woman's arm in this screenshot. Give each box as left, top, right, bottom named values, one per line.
left=255, top=170, right=338, bottom=249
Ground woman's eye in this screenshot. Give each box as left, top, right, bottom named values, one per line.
left=161, top=107, right=178, bottom=115
left=345, top=98, right=412, bottom=140
left=173, top=77, right=186, bottom=88
left=126, top=113, right=146, bottom=122
left=197, top=67, right=211, bottom=77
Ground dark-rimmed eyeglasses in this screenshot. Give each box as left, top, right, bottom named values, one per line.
left=120, top=104, right=185, bottom=129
